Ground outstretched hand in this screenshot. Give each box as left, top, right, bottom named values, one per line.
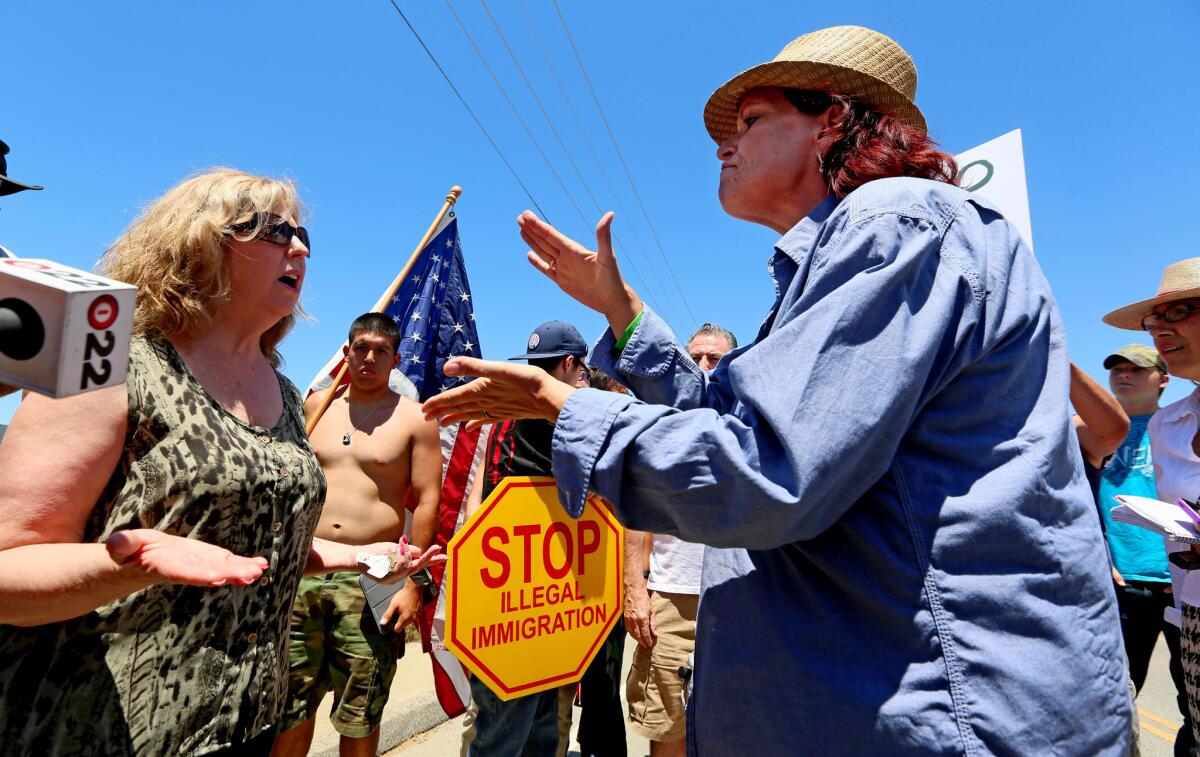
left=106, top=529, right=270, bottom=587
left=421, top=357, right=575, bottom=431
left=406, top=543, right=448, bottom=576
left=518, top=211, right=643, bottom=335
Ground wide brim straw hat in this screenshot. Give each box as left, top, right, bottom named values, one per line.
left=1103, top=257, right=1200, bottom=330
left=703, top=25, right=926, bottom=145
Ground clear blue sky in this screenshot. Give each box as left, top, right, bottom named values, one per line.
left=3, top=2, right=1198, bottom=424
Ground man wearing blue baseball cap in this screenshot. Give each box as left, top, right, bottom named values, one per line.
left=460, top=320, right=591, bottom=757
left=506, top=321, right=626, bottom=757
left=508, top=320, right=591, bottom=370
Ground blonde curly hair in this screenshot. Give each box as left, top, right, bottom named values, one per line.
left=99, top=168, right=306, bottom=367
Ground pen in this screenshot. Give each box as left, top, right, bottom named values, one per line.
left=1176, top=498, right=1200, bottom=527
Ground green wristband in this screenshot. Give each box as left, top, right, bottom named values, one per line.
left=613, top=310, right=645, bottom=354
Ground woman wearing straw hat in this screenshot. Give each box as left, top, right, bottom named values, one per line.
left=1105, top=257, right=1200, bottom=747
left=425, top=26, right=1130, bottom=754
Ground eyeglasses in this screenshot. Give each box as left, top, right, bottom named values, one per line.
left=1141, top=302, right=1200, bottom=331
left=230, top=213, right=310, bottom=254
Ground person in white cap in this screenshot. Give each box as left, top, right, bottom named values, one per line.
left=426, top=26, right=1131, bottom=754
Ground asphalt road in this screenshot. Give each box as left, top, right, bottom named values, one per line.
left=1138, top=634, right=1188, bottom=757
left=385, top=638, right=649, bottom=757
left=385, top=632, right=1189, bottom=756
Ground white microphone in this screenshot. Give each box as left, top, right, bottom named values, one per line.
left=0, top=258, right=136, bottom=398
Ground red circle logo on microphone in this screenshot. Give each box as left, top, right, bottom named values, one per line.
left=2, top=260, right=52, bottom=270
left=88, top=295, right=119, bottom=330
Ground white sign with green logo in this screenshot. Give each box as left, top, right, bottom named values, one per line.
left=955, top=129, right=1033, bottom=252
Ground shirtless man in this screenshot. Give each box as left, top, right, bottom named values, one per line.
left=273, top=313, right=442, bottom=757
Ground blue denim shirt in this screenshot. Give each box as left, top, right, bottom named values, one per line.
left=552, top=178, right=1130, bottom=755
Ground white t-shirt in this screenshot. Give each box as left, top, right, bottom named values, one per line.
left=647, top=534, right=704, bottom=595
left=1150, top=388, right=1200, bottom=608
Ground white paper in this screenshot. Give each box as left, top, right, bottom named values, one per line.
left=1166, top=605, right=1183, bottom=628
left=356, top=552, right=392, bottom=579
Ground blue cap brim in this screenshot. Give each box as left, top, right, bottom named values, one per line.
left=508, top=351, right=583, bottom=361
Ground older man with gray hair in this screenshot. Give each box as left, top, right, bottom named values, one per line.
left=622, top=324, right=736, bottom=757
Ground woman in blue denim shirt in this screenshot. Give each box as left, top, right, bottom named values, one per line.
left=426, top=26, right=1130, bottom=756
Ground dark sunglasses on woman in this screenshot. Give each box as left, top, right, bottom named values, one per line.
left=230, top=213, right=310, bottom=254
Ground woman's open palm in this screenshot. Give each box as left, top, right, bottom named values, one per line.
left=106, top=529, right=269, bottom=587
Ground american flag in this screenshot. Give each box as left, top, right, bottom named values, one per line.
left=307, top=212, right=482, bottom=717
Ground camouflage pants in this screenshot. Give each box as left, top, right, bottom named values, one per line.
left=279, top=572, right=405, bottom=738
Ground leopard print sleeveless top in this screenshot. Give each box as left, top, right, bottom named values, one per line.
left=0, top=336, right=326, bottom=755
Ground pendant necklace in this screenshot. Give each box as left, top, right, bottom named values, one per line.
left=343, top=398, right=389, bottom=445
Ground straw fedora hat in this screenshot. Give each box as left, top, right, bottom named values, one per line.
left=1103, top=258, right=1200, bottom=330
left=703, top=25, right=926, bottom=145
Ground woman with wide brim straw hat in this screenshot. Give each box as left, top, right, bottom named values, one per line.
left=1103, top=257, right=1200, bottom=332
left=423, top=23, right=1131, bottom=754
left=1105, top=256, right=1200, bottom=747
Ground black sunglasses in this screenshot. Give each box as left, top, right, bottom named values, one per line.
left=781, top=89, right=835, bottom=115
left=230, top=212, right=310, bottom=254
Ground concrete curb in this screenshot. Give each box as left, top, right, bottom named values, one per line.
left=310, top=692, right=452, bottom=757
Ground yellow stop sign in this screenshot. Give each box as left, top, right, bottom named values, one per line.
left=444, top=476, right=623, bottom=700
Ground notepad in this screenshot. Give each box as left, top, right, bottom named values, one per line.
left=1111, top=494, right=1200, bottom=544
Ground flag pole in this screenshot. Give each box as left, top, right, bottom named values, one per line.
left=306, top=185, right=463, bottom=436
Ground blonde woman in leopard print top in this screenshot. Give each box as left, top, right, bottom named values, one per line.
left=0, top=169, right=444, bottom=756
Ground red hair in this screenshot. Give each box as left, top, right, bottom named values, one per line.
left=797, top=93, right=957, bottom=199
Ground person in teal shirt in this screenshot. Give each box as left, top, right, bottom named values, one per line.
left=1098, top=343, right=1192, bottom=752
left=1099, top=345, right=1171, bottom=587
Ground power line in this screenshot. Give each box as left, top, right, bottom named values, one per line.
left=550, top=0, right=698, bottom=326
left=478, top=0, right=594, bottom=211
left=441, top=0, right=665, bottom=316
left=514, top=0, right=635, bottom=233
left=383, top=0, right=547, bottom=219
left=514, top=0, right=674, bottom=322
left=384, top=0, right=684, bottom=322
left=477, top=0, right=684, bottom=325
